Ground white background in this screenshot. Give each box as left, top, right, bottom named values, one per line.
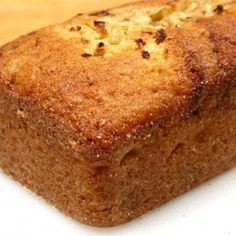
left=0, top=168, right=236, bottom=236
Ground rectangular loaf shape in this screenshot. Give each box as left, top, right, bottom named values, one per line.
left=0, top=0, right=236, bottom=227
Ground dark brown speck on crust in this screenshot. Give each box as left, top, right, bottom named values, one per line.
left=135, top=38, right=146, bottom=49
left=94, top=20, right=106, bottom=28
left=142, top=50, right=150, bottom=59
left=98, top=42, right=105, bottom=48
left=81, top=53, right=92, bottom=58
left=155, top=29, right=167, bottom=44
left=70, top=25, right=81, bottom=32
left=89, top=9, right=110, bottom=16
left=94, top=21, right=107, bottom=35
left=214, top=4, right=224, bottom=14
left=95, top=42, right=105, bottom=56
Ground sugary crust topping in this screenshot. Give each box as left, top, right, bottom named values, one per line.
left=0, top=0, right=236, bottom=149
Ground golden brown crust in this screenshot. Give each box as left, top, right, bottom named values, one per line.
left=0, top=2, right=236, bottom=153
left=1, top=0, right=236, bottom=226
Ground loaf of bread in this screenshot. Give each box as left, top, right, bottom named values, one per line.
left=0, top=0, right=236, bottom=227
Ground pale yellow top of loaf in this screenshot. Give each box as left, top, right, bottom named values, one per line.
left=55, top=0, right=235, bottom=58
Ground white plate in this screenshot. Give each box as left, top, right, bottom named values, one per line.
left=0, top=168, right=236, bottom=236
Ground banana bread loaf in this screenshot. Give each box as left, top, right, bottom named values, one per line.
left=1, top=0, right=236, bottom=227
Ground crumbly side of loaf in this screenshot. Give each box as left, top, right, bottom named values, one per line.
left=1, top=80, right=236, bottom=226
left=0, top=0, right=236, bottom=227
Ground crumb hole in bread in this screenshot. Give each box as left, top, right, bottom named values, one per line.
left=192, top=108, right=200, bottom=116
left=166, top=143, right=184, bottom=164
left=120, top=147, right=140, bottom=166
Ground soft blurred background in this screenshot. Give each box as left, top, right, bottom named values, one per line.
left=0, top=0, right=130, bottom=45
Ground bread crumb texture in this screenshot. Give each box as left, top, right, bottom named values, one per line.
left=56, top=0, right=236, bottom=57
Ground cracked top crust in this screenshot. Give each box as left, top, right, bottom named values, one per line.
left=0, top=0, right=236, bottom=150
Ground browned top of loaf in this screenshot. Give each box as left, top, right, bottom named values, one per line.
left=0, top=0, right=236, bottom=150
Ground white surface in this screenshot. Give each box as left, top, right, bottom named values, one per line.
left=0, top=168, right=236, bottom=236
